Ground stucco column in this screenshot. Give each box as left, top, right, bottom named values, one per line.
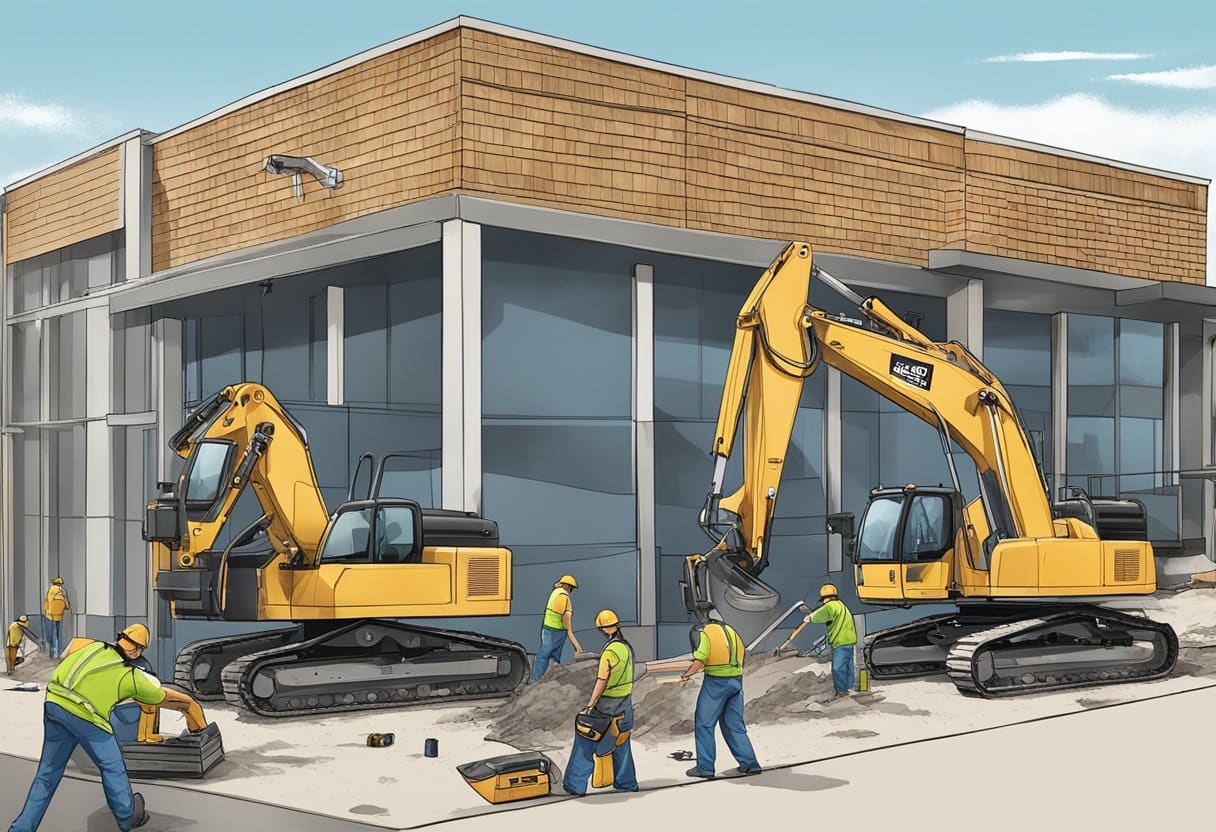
left=633, top=263, right=656, bottom=660
left=441, top=220, right=482, bottom=513
left=825, top=368, right=843, bottom=572
left=1051, top=313, right=1069, bottom=501
left=946, top=279, right=983, bottom=358
left=150, top=318, right=182, bottom=671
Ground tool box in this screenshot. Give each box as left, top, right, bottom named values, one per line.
left=457, top=751, right=554, bottom=804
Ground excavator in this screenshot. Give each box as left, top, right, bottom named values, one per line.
left=144, top=382, right=528, bottom=717
left=682, top=242, right=1179, bottom=697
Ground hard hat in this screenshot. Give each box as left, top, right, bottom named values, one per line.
left=52, top=577, right=64, bottom=586
left=118, top=623, right=150, bottom=649
left=819, top=583, right=838, bottom=599
left=17, top=614, right=28, bottom=624
left=555, top=574, right=578, bottom=589
left=595, top=609, right=620, bottom=629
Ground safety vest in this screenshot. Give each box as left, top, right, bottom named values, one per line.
left=6, top=621, right=27, bottom=649
left=701, top=622, right=744, bottom=677
left=45, top=586, right=68, bottom=620
left=542, top=587, right=570, bottom=631
left=812, top=599, right=858, bottom=648
left=46, top=641, right=163, bottom=733
left=601, top=639, right=634, bottom=698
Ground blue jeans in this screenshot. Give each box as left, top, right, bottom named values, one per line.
left=532, top=627, right=568, bottom=680
left=562, top=697, right=638, bottom=795
left=693, top=675, right=759, bottom=775
left=46, top=620, right=62, bottom=659
left=832, top=645, right=856, bottom=693
left=10, top=702, right=136, bottom=832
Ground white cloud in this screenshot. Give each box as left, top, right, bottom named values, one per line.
left=924, top=94, right=1214, bottom=284
left=985, top=51, right=1151, bottom=63
left=1107, top=65, right=1216, bottom=89
left=2, top=161, right=58, bottom=189
left=0, top=93, right=83, bottom=133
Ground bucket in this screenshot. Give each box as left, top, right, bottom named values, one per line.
left=425, top=737, right=439, bottom=757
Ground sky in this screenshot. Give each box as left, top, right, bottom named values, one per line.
left=2, top=0, right=1213, bottom=281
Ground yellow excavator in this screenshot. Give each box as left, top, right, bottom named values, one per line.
left=682, top=242, right=1178, bottom=697
left=144, top=383, right=527, bottom=716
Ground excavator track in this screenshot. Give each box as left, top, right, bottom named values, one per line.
left=219, top=619, right=529, bottom=717
left=946, top=607, right=1178, bottom=697
left=173, top=629, right=299, bottom=700
left=863, top=613, right=964, bottom=679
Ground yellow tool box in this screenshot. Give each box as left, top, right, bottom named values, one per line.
left=458, top=751, right=554, bottom=805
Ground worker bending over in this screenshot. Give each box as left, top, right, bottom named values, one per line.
left=800, top=583, right=858, bottom=696
left=681, top=619, right=762, bottom=778
left=533, top=574, right=584, bottom=680
left=562, top=609, right=638, bottom=795
left=6, top=614, right=34, bottom=674
left=8, top=623, right=202, bottom=832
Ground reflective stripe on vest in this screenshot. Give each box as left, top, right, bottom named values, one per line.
left=602, top=640, right=633, bottom=698
left=543, top=588, right=569, bottom=630
left=704, top=623, right=744, bottom=672
left=49, top=642, right=126, bottom=725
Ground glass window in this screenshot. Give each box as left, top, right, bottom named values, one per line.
left=373, top=505, right=416, bottom=563
left=857, top=497, right=902, bottom=561
left=184, top=441, right=233, bottom=506
left=320, top=507, right=373, bottom=562
left=903, top=494, right=948, bottom=560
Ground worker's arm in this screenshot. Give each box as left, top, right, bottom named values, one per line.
left=681, top=630, right=711, bottom=682
left=158, top=687, right=209, bottom=732
left=585, top=677, right=608, bottom=711
left=809, top=604, right=833, bottom=625
left=563, top=609, right=583, bottom=654
left=680, top=659, right=705, bottom=682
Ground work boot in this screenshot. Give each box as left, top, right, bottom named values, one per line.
left=127, top=792, right=149, bottom=829
left=685, top=767, right=714, bottom=778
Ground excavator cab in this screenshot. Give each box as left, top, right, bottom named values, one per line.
left=832, top=485, right=959, bottom=603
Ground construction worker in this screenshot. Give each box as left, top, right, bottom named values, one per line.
left=680, top=618, right=762, bottom=778
left=43, top=577, right=70, bottom=659
left=561, top=609, right=638, bottom=796
left=7, top=623, right=196, bottom=832
left=6, top=614, right=34, bottom=675
left=532, top=574, right=583, bottom=680
left=800, top=583, right=858, bottom=696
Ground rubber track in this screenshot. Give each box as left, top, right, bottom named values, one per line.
left=946, top=607, right=1179, bottom=697
left=864, top=613, right=958, bottom=679
left=219, top=620, right=530, bottom=717
left=173, top=630, right=298, bottom=701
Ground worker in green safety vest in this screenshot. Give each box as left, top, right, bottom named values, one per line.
left=8, top=623, right=200, bottom=832
left=799, top=582, right=859, bottom=696
left=561, top=609, right=639, bottom=796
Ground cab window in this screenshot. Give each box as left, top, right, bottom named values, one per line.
left=319, top=508, right=374, bottom=563
left=373, top=506, right=417, bottom=564
left=184, top=441, right=233, bottom=511
left=857, top=497, right=902, bottom=561
left=903, top=494, right=950, bottom=561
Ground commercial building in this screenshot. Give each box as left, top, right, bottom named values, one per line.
left=1, top=17, right=1211, bottom=672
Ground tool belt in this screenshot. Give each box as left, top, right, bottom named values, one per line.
left=574, top=709, right=613, bottom=742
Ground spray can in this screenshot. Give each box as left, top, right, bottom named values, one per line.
left=858, top=668, right=870, bottom=692
left=424, top=737, right=439, bottom=757
left=367, top=733, right=395, bottom=748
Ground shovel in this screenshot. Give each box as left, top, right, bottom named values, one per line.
left=773, top=619, right=812, bottom=658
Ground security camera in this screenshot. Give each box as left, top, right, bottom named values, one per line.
left=264, top=154, right=343, bottom=200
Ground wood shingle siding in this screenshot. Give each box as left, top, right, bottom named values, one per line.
left=5, top=147, right=122, bottom=264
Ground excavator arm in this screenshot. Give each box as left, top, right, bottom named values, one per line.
left=685, top=242, right=1057, bottom=625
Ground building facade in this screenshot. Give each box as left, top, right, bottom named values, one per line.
left=1, top=18, right=1212, bottom=671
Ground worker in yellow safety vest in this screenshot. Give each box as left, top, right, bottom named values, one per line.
left=680, top=619, right=762, bottom=778
left=532, top=574, right=584, bottom=680
left=8, top=623, right=201, bottom=832
left=43, top=577, right=70, bottom=659
left=6, top=614, right=34, bottom=674
left=561, top=609, right=638, bottom=796
left=799, top=583, right=858, bottom=696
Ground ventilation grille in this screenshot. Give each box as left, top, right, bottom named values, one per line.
left=466, top=557, right=501, bottom=598
left=1114, top=548, right=1140, bottom=582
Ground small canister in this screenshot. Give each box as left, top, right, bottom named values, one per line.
left=367, top=733, right=395, bottom=748
left=858, top=668, right=870, bottom=693
left=424, top=737, right=439, bottom=757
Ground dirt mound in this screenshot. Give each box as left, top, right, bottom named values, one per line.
left=476, top=659, right=602, bottom=751
left=7, top=652, right=57, bottom=685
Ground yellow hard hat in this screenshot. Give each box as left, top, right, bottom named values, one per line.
left=555, top=574, right=578, bottom=589
left=595, top=609, right=620, bottom=629
left=52, top=577, right=64, bottom=586
left=819, top=583, right=838, bottom=599
left=17, top=614, right=29, bottom=624
left=118, top=623, right=150, bottom=649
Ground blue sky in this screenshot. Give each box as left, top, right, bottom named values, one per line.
left=3, top=0, right=1213, bottom=279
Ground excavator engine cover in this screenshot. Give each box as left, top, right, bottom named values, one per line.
left=458, top=751, right=553, bottom=804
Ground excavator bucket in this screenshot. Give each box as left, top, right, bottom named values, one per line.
left=685, top=551, right=784, bottom=647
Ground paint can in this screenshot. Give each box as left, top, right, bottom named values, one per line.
left=424, top=737, right=439, bottom=757
left=367, top=733, right=395, bottom=748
